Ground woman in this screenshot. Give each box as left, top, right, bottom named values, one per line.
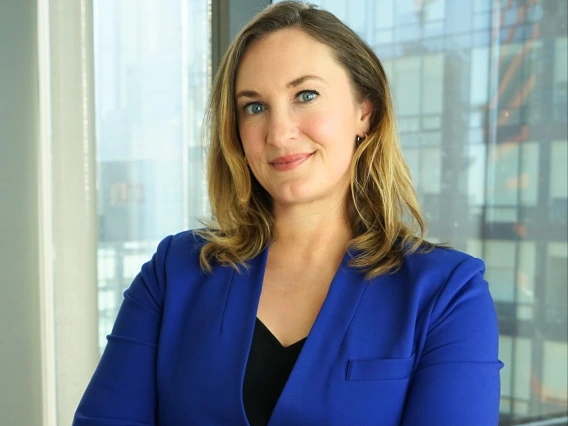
left=74, top=2, right=503, bottom=425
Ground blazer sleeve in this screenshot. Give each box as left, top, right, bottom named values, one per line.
left=73, top=235, right=173, bottom=426
left=400, top=257, right=504, bottom=426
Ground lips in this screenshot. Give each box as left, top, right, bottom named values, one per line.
left=270, top=153, right=312, bottom=164
left=269, top=152, right=314, bottom=171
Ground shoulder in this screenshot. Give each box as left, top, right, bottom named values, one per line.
left=154, top=229, right=207, bottom=272
left=159, top=229, right=205, bottom=257
left=400, top=245, right=485, bottom=283
left=362, top=246, right=489, bottom=320
left=395, top=246, right=492, bottom=325
left=141, top=229, right=225, bottom=304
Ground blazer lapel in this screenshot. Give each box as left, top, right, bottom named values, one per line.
left=219, top=247, right=269, bottom=425
left=268, top=253, right=369, bottom=426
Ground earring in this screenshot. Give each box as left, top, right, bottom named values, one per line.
left=356, top=133, right=368, bottom=144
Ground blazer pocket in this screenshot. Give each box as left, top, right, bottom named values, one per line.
left=346, top=354, right=415, bottom=381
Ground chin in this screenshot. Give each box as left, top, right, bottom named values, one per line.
left=269, top=186, right=313, bottom=206
left=274, top=187, right=325, bottom=208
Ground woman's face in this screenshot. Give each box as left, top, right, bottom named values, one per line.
left=235, top=28, right=372, bottom=210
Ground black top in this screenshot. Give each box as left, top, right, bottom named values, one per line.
left=243, top=318, right=307, bottom=426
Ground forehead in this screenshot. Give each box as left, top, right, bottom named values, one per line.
left=235, top=28, right=347, bottom=91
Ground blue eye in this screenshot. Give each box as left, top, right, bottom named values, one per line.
left=298, top=90, right=318, bottom=102
left=244, top=103, right=265, bottom=115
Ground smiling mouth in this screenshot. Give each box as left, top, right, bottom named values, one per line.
left=270, top=152, right=314, bottom=171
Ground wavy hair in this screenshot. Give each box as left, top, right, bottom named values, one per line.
left=196, top=0, right=434, bottom=278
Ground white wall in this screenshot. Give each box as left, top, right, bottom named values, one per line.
left=0, top=1, right=44, bottom=424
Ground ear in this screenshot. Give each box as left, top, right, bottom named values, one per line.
left=357, top=99, right=373, bottom=133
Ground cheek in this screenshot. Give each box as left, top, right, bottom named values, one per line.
left=239, top=123, right=265, bottom=157
left=302, top=107, right=354, bottom=142
left=301, top=109, right=356, bottom=162
left=301, top=113, right=329, bottom=138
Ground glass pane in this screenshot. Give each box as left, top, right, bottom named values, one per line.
left=513, top=338, right=532, bottom=401
left=375, top=0, right=393, bottom=29
left=393, top=56, right=421, bottom=116
left=517, top=242, right=536, bottom=303
left=93, top=0, right=210, bottom=353
left=488, top=142, right=520, bottom=207
left=422, top=54, right=444, bottom=115
left=542, top=341, right=568, bottom=413
left=485, top=240, right=516, bottom=302
left=550, top=141, right=568, bottom=200
left=499, top=335, right=513, bottom=398
left=519, top=142, right=539, bottom=206
left=554, top=38, right=567, bottom=120
left=273, top=0, right=568, bottom=423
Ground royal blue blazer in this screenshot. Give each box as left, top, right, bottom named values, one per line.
left=73, top=230, right=504, bottom=425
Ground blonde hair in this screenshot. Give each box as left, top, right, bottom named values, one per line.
left=196, top=0, right=434, bottom=279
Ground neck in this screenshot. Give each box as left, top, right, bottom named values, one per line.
left=270, top=197, right=353, bottom=261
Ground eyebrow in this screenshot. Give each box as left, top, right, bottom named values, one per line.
left=235, top=75, right=325, bottom=100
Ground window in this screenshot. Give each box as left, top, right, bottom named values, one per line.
left=93, top=0, right=211, bottom=353
left=274, top=0, right=568, bottom=423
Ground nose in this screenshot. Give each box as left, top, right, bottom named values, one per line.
left=266, top=108, right=297, bottom=147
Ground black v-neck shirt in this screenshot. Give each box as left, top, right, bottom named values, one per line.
left=243, top=318, right=307, bottom=426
